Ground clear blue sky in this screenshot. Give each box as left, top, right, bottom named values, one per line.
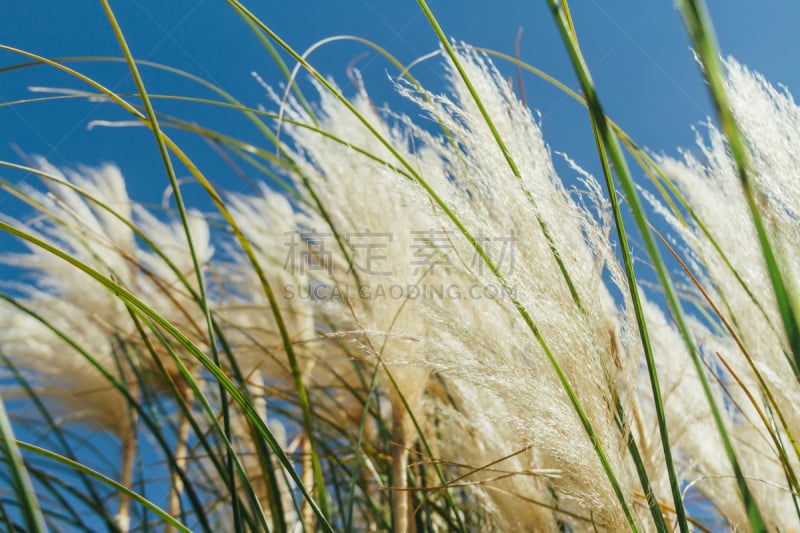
left=0, top=1, right=798, bottom=246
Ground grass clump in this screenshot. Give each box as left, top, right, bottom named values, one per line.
left=0, top=1, right=798, bottom=531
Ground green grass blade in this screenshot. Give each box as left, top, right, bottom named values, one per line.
left=0, top=394, right=47, bottom=533
left=0, top=353, right=115, bottom=528
left=18, top=442, right=191, bottom=532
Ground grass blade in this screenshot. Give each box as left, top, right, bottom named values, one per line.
left=0, top=394, right=46, bottom=533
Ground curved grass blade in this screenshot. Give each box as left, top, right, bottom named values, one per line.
left=0, top=353, right=116, bottom=529
left=17, top=441, right=191, bottom=532
left=0, top=394, right=46, bottom=533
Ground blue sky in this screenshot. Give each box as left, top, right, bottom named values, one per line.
left=1, top=1, right=799, bottom=251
